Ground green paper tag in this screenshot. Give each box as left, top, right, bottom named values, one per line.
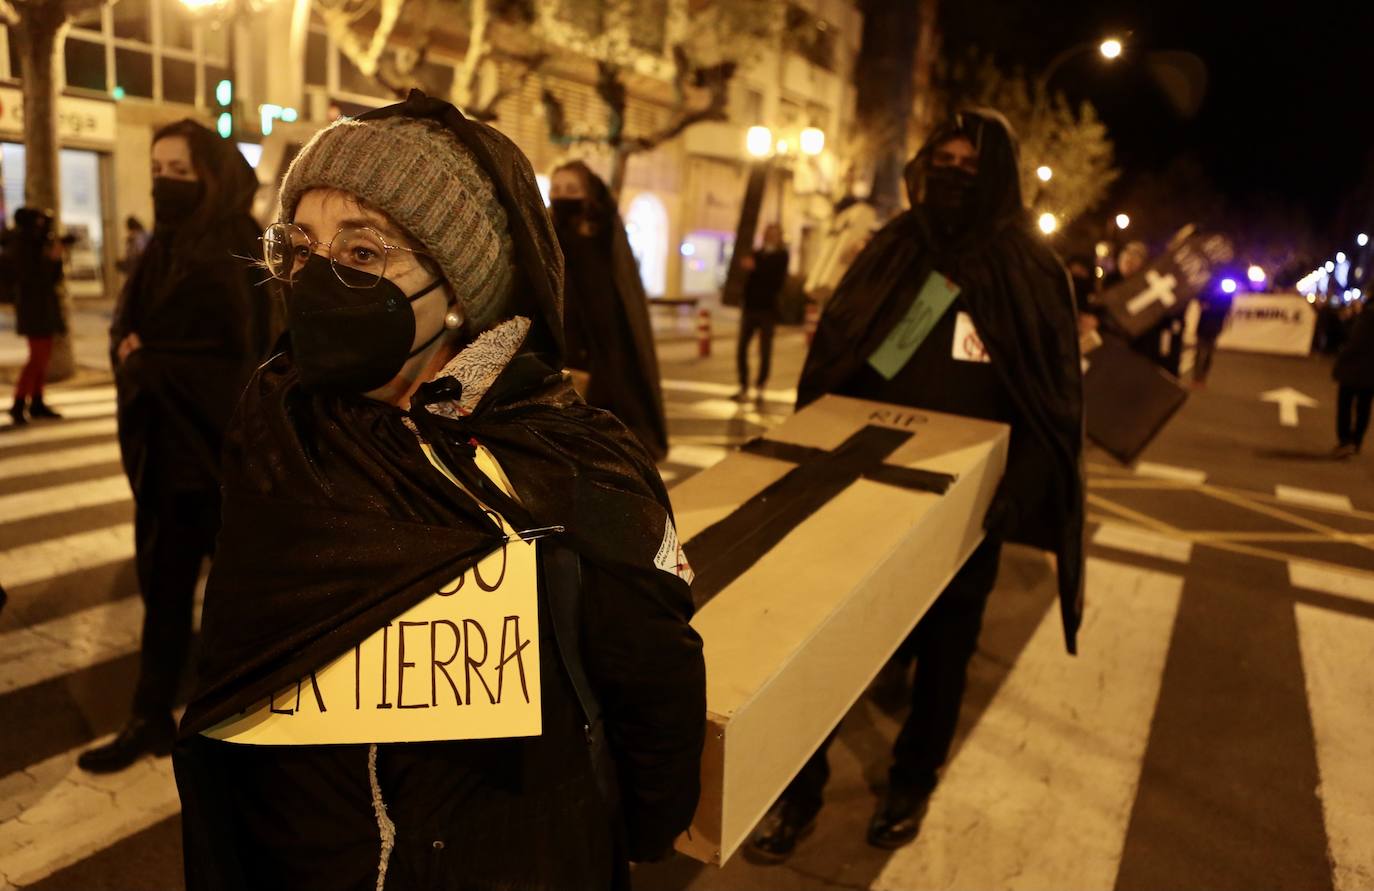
left=867, top=272, right=961, bottom=380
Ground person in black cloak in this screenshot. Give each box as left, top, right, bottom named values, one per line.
left=5, top=207, right=67, bottom=425
left=749, top=109, right=1084, bottom=860
left=79, top=119, right=275, bottom=772
left=1332, top=302, right=1374, bottom=459
left=172, top=92, right=706, bottom=890
left=734, top=222, right=790, bottom=402
left=549, top=160, right=670, bottom=460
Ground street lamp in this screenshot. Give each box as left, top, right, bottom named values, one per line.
left=746, top=126, right=773, bottom=159
left=1359, top=232, right=1369, bottom=247
left=1036, top=165, right=1053, bottom=182
left=1038, top=212, right=1059, bottom=235
left=799, top=127, right=825, bottom=157
left=1100, top=38, right=1124, bottom=59
left=1247, top=265, right=1266, bottom=285
left=1220, top=278, right=1238, bottom=294
left=1337, top=251, right=1347, bottom=264
left=1326, top=261, right=1336, bottom=273
left=1115, top=213, right=1130, bottom=230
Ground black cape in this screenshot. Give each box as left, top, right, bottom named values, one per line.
left=557, top=171, right=670, bottom=460
left=175, top=92, right=704, bottom=887
left=797, top=109, right=1085, bottom=653
left=110, top=140, right=275, bottom=497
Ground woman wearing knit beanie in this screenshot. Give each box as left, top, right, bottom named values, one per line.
left=173, top=92, right=705, bottom=890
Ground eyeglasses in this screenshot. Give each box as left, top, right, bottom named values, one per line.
left=262, top=222, right=430, bottom=289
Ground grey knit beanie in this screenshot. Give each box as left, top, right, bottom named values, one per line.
left=278, top=117, right=515, bottom=332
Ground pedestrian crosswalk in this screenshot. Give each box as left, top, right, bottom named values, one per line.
left=3, top=380, right=1374, bottom=891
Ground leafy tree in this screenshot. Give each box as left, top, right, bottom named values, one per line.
left=940, top=51, right=1119, bottom=227
left=537, top=0, right=783, bottom=197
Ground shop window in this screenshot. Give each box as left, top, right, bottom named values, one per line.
left=69, top=3, right=105, bottom=35
left=204, top=64, right=230, bottom=107
left=624, top=192, right=668, bottom=297
left=113, top=0, right=151, bottom=43
left=305, top=30, right=328, bottom=87
left=64, top=37, right=108, bottom=92
left=160, top=0, right=195, bottom=50
left=115, top=47, right=154, bottom=98
left=162, top=56, right=196, bottom=105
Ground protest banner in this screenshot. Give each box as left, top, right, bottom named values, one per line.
left=671, top=394, right=1008, bottom=864
left=205, top=449, right=542, bottom=746
left=1216, top=293, right=1316, bottom=357
left=1101, top=232, right=1234, bottom=339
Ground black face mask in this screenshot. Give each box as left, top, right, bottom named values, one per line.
left=922, top=166, right=978, bottom=236
left=152, top=177, right=204, bottom=226
left=550, top=198, right=585, bottom=229
left=287, top=253, right=446, bottom=394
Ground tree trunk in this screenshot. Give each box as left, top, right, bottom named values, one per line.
left=17, top=6, right=78, bottom=382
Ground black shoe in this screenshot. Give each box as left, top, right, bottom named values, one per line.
left=747, top=798, right=819, bottom=864
left=77, top=715, right=177, bottom=773
left=8, top=398, right=27, bottom=426
left=866, top=784, right=933, bottom=850
left=1333, top=443, right=1358, bottom=460
left=731, top=388, right=750, bottom=402
left=27, top=397, right=62, bottom=420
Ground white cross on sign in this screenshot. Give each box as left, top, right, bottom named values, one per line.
left=1125, top=269, right=1179, bottom=316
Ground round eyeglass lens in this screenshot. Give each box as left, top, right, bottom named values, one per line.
left=263, top=223, right=311, bottom=281
left=330, top=227, right=388, bottom=288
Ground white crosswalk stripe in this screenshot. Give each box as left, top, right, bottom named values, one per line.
left=0, top=741, right=178, bottom=889
left=0, top=475, right=131, bottom=524
left=0, top=597, right=143, bottom=695
left=0, top=402, right=115, bottom=429
left=0, top=522, right=135, bottom=589
left=0, top=417, right=119, bottom=449
left=0, top=441, right=122, bottom=481
left=662, top=377, right=798, bottom=404
left=37, top=386, right=117, bottom=407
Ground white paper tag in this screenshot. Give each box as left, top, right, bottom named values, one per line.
left=951, top=311, right=991, bottom=363
left=655, top=518, right=695, bottom=586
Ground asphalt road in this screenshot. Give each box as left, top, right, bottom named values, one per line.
left=2, top=319, right=1371, bottom=890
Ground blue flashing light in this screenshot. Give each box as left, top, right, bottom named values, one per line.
left=1220, top=278, right=1238, bottom=295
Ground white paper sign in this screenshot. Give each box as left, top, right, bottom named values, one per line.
left=951, top=311, right=991, bottom=363
left=205, top=448, right=542, bottom=746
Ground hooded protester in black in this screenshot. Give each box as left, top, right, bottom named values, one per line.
left=80, top=120, right=277, bottom=774
left=797, top=109, right=1084, bottom=653
left=551, top=161, right=670, bottom=460
left=173, top=93, right=704, bottom=891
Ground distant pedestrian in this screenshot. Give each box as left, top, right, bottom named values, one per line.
left=1333, top=302, right=1374, bottom=458
left=79, top=119, right=269, bottom=773
left=118, top=215, right=150, bottom=274
left=4, top=207, right=67, bottom=426
left=735, top=223, right=790, bottom=402
left=549, top=160, right=669, bottom=459
left=751, top=109, right=1084, bottom=861
left=1192, top=289, right=1232, bottom=387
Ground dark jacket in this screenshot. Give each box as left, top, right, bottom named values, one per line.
left=557, top=174, right=670, bottom=460
left=3, top=210, right=67, bottom=337
left=174, top=92, right=705, bottom=891
left=797, top=109, right=1085, bottom=654
left=743, top=247, right=790, bottom=316
left=1334, top=307, right=1374, bottom=389
left=110, top=142, right=272, bottom=498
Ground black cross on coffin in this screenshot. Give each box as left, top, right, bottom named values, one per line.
left=683, top=425, right=957, bottom=610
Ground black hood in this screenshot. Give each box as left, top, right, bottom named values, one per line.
left=904, top=108, right=1028, bottom=253
left=358, top=91, right=566, bottom=366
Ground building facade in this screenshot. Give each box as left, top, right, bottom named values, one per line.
left=0, top=0, right=862, bottom=301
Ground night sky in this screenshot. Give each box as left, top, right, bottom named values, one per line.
left=937, top=1, right=1374, bottom=241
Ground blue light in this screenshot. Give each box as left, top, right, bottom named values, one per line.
left=1220, top=278, right=1238, bottom=294
left=680, top=242, right=696, bottom=257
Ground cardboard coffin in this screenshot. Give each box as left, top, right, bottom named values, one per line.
left=671, top=394, right=1009, bottom=864
left=1083, top=332, right=1189, bottom=464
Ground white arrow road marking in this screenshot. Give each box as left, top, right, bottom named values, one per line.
left=1125, top=269, right=1179, bottom=315
left=0, top=741, right=179, bottom=889
left=1093, top=521, right=1193, bottom=563
left=1260, top=387, right=1318, bottom=427
left=1275, top=485, right=1354, bottom=513
left=1295, top=605, right=1374, bottom=891
left=874, top=557, right=1183, bottom=891
left=1288, top=561, right=1374, bottom=605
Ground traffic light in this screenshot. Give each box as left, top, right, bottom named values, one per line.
left=215, top=79, right=234, bottom=139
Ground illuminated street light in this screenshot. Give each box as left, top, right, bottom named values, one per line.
left=1220, top=278, right=1238, bottom=294
left=1036, top=165, right=1053, bottom=182
left=1325, top=261, right=1336, bottom=273
left=1100, top=38, right=1124, bottom=59
left=1336, top=251, right=1347, bottom=263
left=1247, top=265, right=1266, bottom=284
left=746, top=126, right=773, bottom=159
left=1038, top=212, right=1059, bottom=235
left=775, top=139, right=790, bottom=156
left=1359, top=233, right=1370, bottom=247
left=799, top=127, right=826, bottom=156
left=1115, top=213, right=1130, bottom=230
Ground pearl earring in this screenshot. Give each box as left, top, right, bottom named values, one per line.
left=444, top=310, right=463, bottom=330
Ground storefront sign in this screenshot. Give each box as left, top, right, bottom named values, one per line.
left=0, top=87, right=117, bottom=146
left=1216, top=294, right=1316, bottom=357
